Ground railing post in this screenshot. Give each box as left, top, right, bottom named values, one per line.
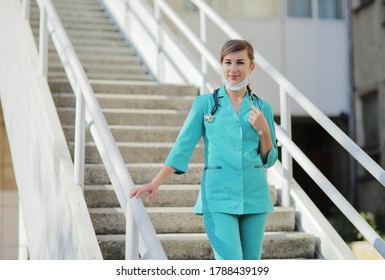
left=280, top=86, right=292, bottom=207
left=154, top=0, right=164, bottom=82
left=74, top=83, right=86, bottom=191
left=38, top=4, right=48, bottom=76
left=22, top=0, right=31, bottom=20
left=125, top=203, right=139, bottom=260
left=199, top=8, right=207, bottom=94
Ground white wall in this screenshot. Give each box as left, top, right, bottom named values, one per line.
left=0, top=0, right=102, bottom=259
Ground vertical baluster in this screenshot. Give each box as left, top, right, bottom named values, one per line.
left=39, top=4, right=48, bottom=76
left=22, top=0, right=30, bottom=20
left=154, top=0, right=164, bottom=82
left=125, top=203, right=139, bottom=260
left=200, top=8, right=207, bottom=94
left=74, top=83, right=86, bottom=191
left=280, top=86, right=292, bottom=207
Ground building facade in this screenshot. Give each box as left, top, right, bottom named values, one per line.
left=351, top=0, right=385, bottom=223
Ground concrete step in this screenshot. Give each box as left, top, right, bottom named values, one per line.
left=65, top=29, right=124, bottom=41
left=58, top=107, right=189, bottom=126
left=84, top=163, right=203, bottom=185
left=49, top=80, right=199, bottom=95
left=53, top=93, right=195, bottom=110
left=62, top=124, right=181, bottom=143
left=48, top=53, right=141, bottom=65
left=97, top=232, right=316, bottom=260
left=84, top=184, right=278, bottom=208
left=29, top=19, right=117, bottom=32
left=85, top=184, right=201, bottom=208
left=33, top=33, right=128, bottom=48
left=67, top=45, right=136, bottom=56
left=48, top=71, right=152, bottom=81
left=89, top=206, right=295, bottom=235
left=31, top=7, right=105, bottom=18
left=48, top=63, right=147, bottom=75
left=68, top=141, right=204, bottom=163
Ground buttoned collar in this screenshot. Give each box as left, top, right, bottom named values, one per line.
left=217, top=86, right=254, bottom=118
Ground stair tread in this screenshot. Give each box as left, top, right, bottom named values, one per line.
left=88, top=206, right=293, bottom=213
left=85, top=184, right=200, bottom=191
left=58, top=107, right=188, bottom=114
left=62, top=124, right=181, bottom=129
left=96, top=231, right=315, bottom=240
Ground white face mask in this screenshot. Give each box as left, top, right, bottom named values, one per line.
left=222, top=76, right=249, bottom=91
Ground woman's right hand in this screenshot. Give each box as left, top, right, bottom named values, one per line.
left=128, top=181, right=160, bottom=202
left=129, top=164, right=176, bottom=202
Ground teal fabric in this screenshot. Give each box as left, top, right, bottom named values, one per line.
left=165, top=86, right=278, bottom=215
left=203, top=212, right=269, bottom=260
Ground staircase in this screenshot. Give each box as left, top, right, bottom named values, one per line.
left=30, top=0, right=316, bottom=259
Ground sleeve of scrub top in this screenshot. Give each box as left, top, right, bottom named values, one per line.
left=164, top=97, right=204, bottom=174
left=262, top=102, right=278, bottom=168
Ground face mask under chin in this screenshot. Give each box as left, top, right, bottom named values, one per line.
left=222, top=76, right=249, bottom=91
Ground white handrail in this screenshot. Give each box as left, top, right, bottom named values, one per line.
left=31, top=0, right=167, bottom=260
left=154, top=0, right=221, bottom=89
left=275, top=124, right=385, bottom=258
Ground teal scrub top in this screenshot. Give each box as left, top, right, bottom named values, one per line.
left=165, top=86, right=278, bottom=215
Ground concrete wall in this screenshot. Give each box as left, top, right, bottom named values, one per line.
left=0, top=0, right=102, bottom=259
left=0, top=104, right=18, bottom=259
left=351, top=0, right=385, bottom=215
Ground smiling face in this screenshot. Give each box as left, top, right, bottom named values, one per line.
left=222, top=49, right=255, bottom=85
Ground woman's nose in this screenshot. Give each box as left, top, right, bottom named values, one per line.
left=229, top=64, right=237, bottom=72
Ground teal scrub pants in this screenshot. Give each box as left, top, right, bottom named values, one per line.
left=203, top=212, right=269, bottom=260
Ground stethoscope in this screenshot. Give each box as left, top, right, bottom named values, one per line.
left=204, top=85, right=263, bottom=123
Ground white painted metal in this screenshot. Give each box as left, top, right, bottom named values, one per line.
left=38, top=4, right=48, bottom=76
left=125, top=204, right=139, bottom=260
left=268, top=164, right=356, bottom=259
left=74, top=83, right=86, bottom=191
left=199, top=9, right=208, bottom=93
left=274, top=124, right=385, bottom=258
left=0, top=0, right=102, bottom=259
left=22, top=0, right=30, bottom=19
left=279, top=86, right=292, bottom=207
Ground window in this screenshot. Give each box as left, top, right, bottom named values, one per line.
left=201, top=0, right=277, bottom=18
left=318, top=0, right=342, bottom=19
left=361, top=92, right=379, bottom=149
left=382, top=0, right=385, bottom=26
left=287, top=0, right=312, bottom=18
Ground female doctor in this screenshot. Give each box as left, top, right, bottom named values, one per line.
left=129, top=39, right=278, bottom=260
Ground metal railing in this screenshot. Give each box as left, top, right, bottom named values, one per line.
left=24, top=0, right=167, bottom=260
left=143, top=0, right=385, bottom=258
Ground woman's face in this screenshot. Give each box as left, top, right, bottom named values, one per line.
left=222, top=49, right=255, bottom=84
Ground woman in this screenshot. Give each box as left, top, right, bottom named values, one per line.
left=129, top=39, right=278, bottom=260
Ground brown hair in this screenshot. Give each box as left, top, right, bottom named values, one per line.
left=220, top=39, right=255, bottom=63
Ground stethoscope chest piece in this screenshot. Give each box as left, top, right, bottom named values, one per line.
left=204, top=114, right=214, bottom=123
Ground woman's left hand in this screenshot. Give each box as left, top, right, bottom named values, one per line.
left=248, top=106, right=269, bottom=135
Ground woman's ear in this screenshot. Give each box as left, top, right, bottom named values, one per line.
left=250, top=62, right=255, bottom=73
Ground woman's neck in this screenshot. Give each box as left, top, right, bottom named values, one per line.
left=226, top=86, right=247, bottom=102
